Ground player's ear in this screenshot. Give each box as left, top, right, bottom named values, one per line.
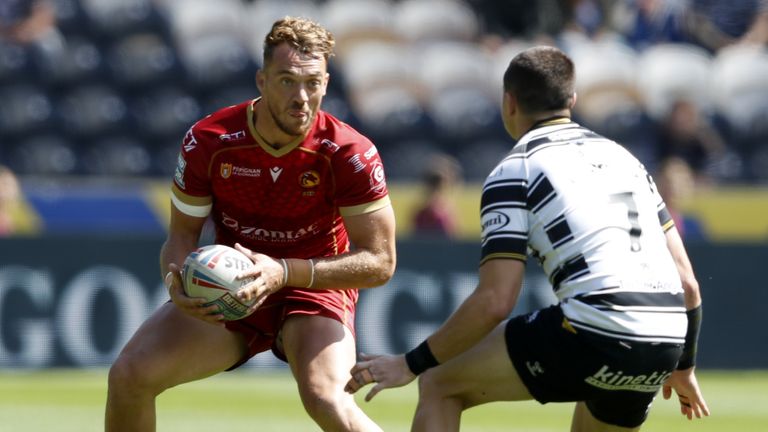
left=569, top=92, right=577, bottom=109
left=255, top=69, right=265, bottom=93
left=503, top=91, right=517, bottom=117
left=322, top=72, right=330, bottom=96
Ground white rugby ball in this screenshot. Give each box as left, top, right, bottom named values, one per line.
left=182, top=244, right=256, bottom=321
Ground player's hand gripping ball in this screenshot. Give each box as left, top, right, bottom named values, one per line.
left=182, top=244, right=256, bottom=320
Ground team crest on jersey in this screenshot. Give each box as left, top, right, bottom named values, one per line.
left=299, top=170, right=320, bottom=188
left=220, top=163, right=233, bottom=179
left=369, top=161, right=386, bottom=193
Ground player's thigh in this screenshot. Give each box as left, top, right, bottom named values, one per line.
left=114, top=302, right=247, bottom=387
left=421, top=322, right=532, bottom=408
left=281, top=314, right=356, bottom=388
left=571, top=402, right=640, bottom=432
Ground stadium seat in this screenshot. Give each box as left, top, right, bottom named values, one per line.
left=710, top=45, right=768, bottom=144
left=377, top=139, right=443, bottom=181
left=453, top=139, right=511, bottom=181
left=351, top=84, right=434, bottom=144
left=80, top=135, right=153, bottom=176
left=416, top=40, right=494, bottom=97
left=240, top=0, right=322, bottom=61
left=568, top=39, right=643, bottom=133
left=321, top=0, right=398, bottom=55
left=176, top=32, right=257, bottom=92
left=0, top=84, right=55, bottom=137
left=55, top=84, right=130, bottom=138
left=0, top=41, right=33, bottom=84
left=79, top=0, right=166, bottom=41
left=338, top=40, right=420, bottom=96
left=105, top=32, right=180, bottom=91
left=636, top=43, right=713, bottom=120
left=33, top=34, right=104, bottom=90
left=7, top=134, right=78, bottom=176
left=425, top=86, right=500, bottom=147
left=159, top=0, right=243, bottom=42
left=127, top=86, right=202, bottom=140
left=394, top=0, right=480, bottom=42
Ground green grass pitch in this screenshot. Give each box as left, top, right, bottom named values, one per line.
left=1, top=369, right=766, bottom=431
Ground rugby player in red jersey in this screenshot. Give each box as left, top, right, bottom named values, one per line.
left=106, top=17, right=395, bottom=432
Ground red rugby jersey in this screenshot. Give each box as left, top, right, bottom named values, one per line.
left=170, top=99, right=390, bottom=260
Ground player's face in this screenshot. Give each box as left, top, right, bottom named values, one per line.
left=259, top=43, right=329, bottom=137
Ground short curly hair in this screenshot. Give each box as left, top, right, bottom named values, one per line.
left=263, top=16, right=335, bottom=65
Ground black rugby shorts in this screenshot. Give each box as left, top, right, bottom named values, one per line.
left=505, top=304, right=683, bottom=428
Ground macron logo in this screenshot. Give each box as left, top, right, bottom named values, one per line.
left=270, top=167, right=283, bottom=182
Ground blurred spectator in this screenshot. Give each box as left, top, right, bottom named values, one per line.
left=468, top=0, right=570, bottom=38
left=655, top=99, right=727, bottom=183
left=686, top=0, right=768, bottom=51
left=0, top=0, right=63, bottom=53
left=412, top=153, right=462, bottom=238
left=655, top=156, right=707, bottom=240
left=0, top=165, right=21, bottom=236
left=609, top=0, right=690, bottom=50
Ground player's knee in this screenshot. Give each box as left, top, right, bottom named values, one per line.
left=108, top=354, right=162, bottom=397
left=417, top=368, right=466, bottom=407
left=298, top=383, right=355, bottom=425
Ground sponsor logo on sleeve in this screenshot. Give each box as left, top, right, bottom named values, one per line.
left=363, top=146, right=378, bottom=160
left=182, top=128, right=197, bottom=152
left=481, top=211, right=510, bottom=234
left=174, top=153, right=187, bottom=189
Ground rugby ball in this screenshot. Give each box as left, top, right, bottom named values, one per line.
left=182, top=244, right=256, bottom=321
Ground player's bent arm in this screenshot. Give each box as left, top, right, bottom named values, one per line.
left=160, top=205, right=207, bottom=276
left=665, top=227, right=701, bottom=309
left=424, top=258, right=524, bottom=365
left=297, top=204, right=396, bottom=290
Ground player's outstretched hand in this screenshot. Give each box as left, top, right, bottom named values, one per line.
left=165, top=263, right=225, bottom=326
left=345, top=353, right=416, bottom=402
left=663, top=368, right=711, bottom=420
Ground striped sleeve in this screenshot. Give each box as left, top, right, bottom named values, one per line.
left=480, top=170, right=529, bottom=264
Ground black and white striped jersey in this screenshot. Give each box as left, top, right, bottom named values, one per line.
left=480, top=118, right=686, bottom=344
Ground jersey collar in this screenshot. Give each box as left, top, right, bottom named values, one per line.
left=247, top=98, right=308, bottom=157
